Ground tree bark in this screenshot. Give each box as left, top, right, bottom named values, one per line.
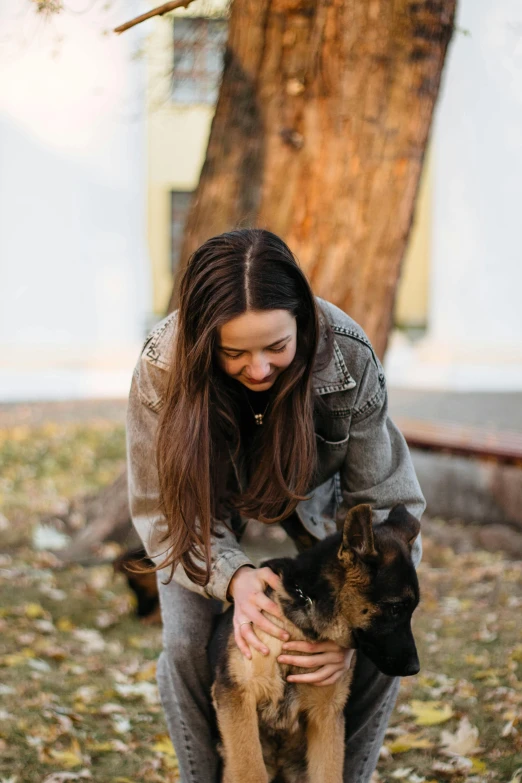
left=170, top=0, right=456, bottom=358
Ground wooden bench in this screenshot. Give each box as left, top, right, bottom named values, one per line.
left=395, top=417, right=522, bottom=468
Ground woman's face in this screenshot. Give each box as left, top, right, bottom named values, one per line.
left=216, top=309, right=297, bottom=391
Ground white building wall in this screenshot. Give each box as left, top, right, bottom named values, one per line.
left=0, top=1, right=151, bottom=401
left=386, top=0, right=522, bottom=390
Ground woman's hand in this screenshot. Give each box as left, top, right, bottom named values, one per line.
left=277, top=640, right=355, bottom=687
left=228, top=566, right=290, bottom=659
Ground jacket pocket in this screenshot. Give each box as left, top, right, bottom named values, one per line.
left=136, top=358, right=168, bottom=414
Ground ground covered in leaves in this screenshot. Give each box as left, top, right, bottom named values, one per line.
left=0, top=420, right=521, bottom=783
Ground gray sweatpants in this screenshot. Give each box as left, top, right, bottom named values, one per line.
left=156, top=574, right=400, bottom=783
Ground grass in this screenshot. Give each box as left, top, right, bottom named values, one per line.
left=0, top=421, right=521, bottom=782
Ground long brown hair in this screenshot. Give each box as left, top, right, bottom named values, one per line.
left=150, top=228, right=331, bottom=587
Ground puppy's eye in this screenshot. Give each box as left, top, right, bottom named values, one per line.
left=389, top=603, right=402, bottom=617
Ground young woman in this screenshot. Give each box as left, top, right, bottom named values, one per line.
left=127, top=228, right=425, bottom=783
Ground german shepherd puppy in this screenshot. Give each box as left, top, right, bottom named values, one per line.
left=210, top=503, right=421, bottom=783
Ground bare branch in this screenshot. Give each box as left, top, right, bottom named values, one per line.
left=114, top=0, right=197, bottom=34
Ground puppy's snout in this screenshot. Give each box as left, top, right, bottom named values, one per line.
left=401, top=656, right=420, bottom=677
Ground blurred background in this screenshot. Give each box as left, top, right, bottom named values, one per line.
left=1, top=1, right=522, bottom=782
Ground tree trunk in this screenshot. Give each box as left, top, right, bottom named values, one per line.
left=171, top=0, right=456, bottom=357
left=55, top=470, right=142, bottom=563
left=58, top=0, right=456, bottom=562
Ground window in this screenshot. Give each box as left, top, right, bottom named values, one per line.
left=172, top=17, right=228, bottom=105
left=171, top=190, right=193, bottom=275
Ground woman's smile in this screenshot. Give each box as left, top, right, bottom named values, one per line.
left=217, top=309, right=297, bottom=391
left=243, top=371, right=276, bottom=385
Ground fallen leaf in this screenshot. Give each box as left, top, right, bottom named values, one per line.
left=115, top=682, right=159, bottom=704
left=2, top=649, right=35, bottom=666
left=42, top=771, right=91, bottom=782
left=473, top=668, right=505, bottom=680
left=508, top=767, right=522, bottom=783
left=95, top=611, right=118, bottom=629
left=24, top=602, right=48, bottom=619
left=39, top=585, right=67, bottom=601
left=387, top=733, right=434, bottom=754
left=33, top=619, right=56, bottom=634
left=465, top=653, right=490, bottom=666
left=56, top=617, right=75, bottom=632
left=28, top=658, right=52, bottom=673
left=40, top=737, right=85, bottom=768
left=471, top=757, right=487, bottom=773
left=135, top=660, right=157, bottom=682
left=502, top=719, right=516, bottom=737
left=409, top=700, right=454, bottom=726
left=389, top=769, right=413, bottom=779
left=112, top=715, right=131, bottom=734
left=476, top=626, right=497, bottom=642
left=99, top=702, right=126, bottom=715
left=440, top=716, right=482, bottom=757
left=152, top=734, right=176, bottom=756
left=86, top=741, right=114, bottom=752
left=432, top=757, right=472, bottom=777
left=72, top=628, right=105, bottom=653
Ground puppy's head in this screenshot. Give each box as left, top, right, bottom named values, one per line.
left=338, top=504, right=421, bottom=678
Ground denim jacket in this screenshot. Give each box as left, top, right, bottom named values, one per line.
left=126, top=298, right=425, bottom=602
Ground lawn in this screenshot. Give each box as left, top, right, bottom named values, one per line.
left=0, top=421, right=521, bottom=783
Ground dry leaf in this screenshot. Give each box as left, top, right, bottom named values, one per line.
left=409, top=700, right=454, bottom=726
left=152, top=734, right=176, bottom=756
left=433, top=757, right=473, bottom=776
left=112, top=715, right=131, bottom=734
left=42, top=771, right=91, bottom=782
left=389, top=769, right=413, bottom=779
left=72, top=628, right=105, bottom=653
left=86, top=741, right=114, bottom=752
left=473, top=668, right=505, bottom=680
left=465, top=653, right=490, bottom=666
left=387, top=733, right=434, bottom=754
left=24, top=602, right=47, bottom=619
left=440, top=716, right=482, bottom=757
left=56, top=617, right=75, bottom=632
left=502, top=719, right=516, bottom=737
left=40, top=737, right=85, bottom=767
left=135, top=660, right=157, bottom=682
left=99, top=702, right=126, bottom=714
left=115, top=682, right=159, bottom=704
left=471, top=757, right=487, bottom=773
left=2, top=649, right=35, bottom=666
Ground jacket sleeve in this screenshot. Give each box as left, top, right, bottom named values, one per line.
left=340, top=352, right=426, bottom=568
left=126, top=354, right=254, bottom=602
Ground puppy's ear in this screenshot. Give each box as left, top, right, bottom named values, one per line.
left=386, top=504, right=420, bottom=548
left=339, top=504, right=378, bottom=563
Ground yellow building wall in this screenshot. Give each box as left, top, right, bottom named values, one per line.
left=394, top=151, right=432, bottom=328
left=146, top=1, right=228, bottom=315
left=146, top=4, right=431, bottom=324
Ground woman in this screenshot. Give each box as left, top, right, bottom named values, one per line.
left=127, top=228, right=425, bottom=783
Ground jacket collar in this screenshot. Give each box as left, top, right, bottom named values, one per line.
left=312, top=337, right=356, bottom=396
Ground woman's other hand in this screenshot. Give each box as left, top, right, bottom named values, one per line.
left=228, top=566, right=290, bottom=659
left=277, top=640, right=355, bottom=686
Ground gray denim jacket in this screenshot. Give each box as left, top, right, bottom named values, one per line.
left=126, top=298, right=425, bottom=603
